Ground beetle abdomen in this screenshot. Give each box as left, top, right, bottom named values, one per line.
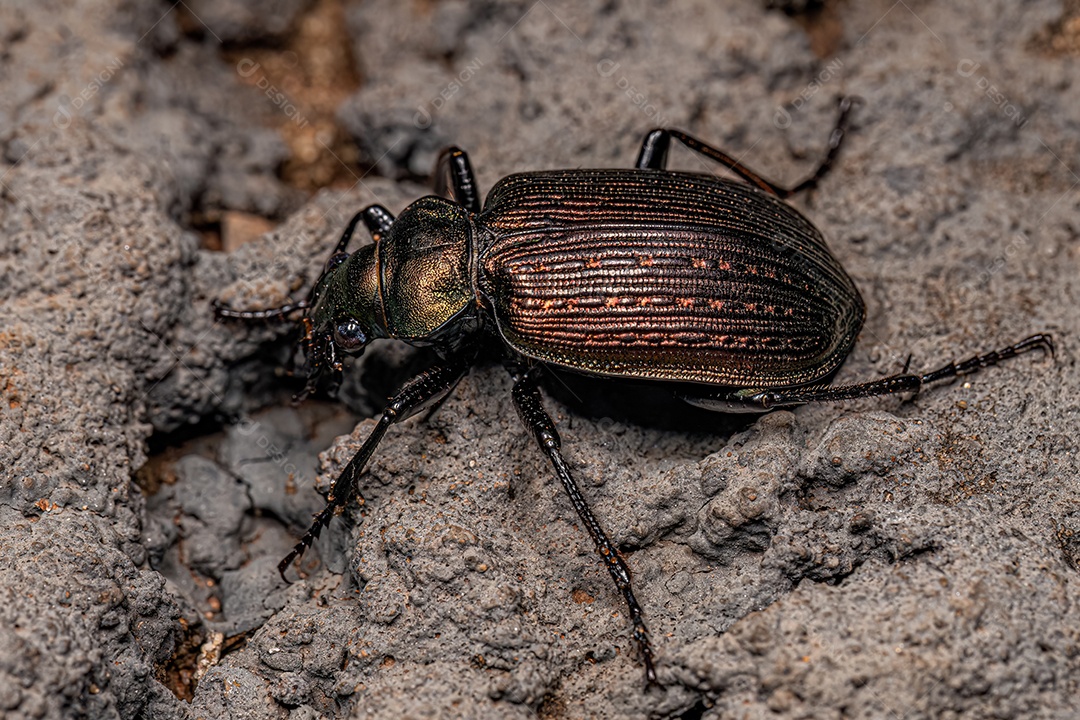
left=478, top=170, right=864, bottom=387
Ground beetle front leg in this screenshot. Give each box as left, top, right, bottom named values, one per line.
left=684, top=334, right=1054, bottom=412
left=510, top=367, right=658, bottom=684
left=358, top=204, right=395, bottom=243
left=279, top=355, right=472, bottom=580
left=333, top=204, right=397, bottom=255
left=635, top=96, right=859, bottom=198
left=215, top=205, right=398, bottom=322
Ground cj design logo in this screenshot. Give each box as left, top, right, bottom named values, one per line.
left=52, top=57, right=126, bottom=129
left=595, top=59, right=668, bottom=127
left=236, top=57, right=310, bottom=129
left=773, top=58, right=845, bottom=130
left=955, top=58, right=1029, bottom=128
left=413, top=58, right=485, bottom=130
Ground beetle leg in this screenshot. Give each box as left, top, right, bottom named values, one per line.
left=359, top=204, right=395, bottom=243
left=435, top=146, right=482, bottom=214
left=636, top=96, right=860, bottom=199
left=278, top=354, right=473, bottom=581
left=331, top=204, right=397, bottom=256
left=417, top=366, right=467, bottom=424
left=329, top=209, right=365, bottom=255
left=510, top=368, right=658, bottom=685
left=778, top=95, right=860, bottom=197
left=634, top=129, right=671, bottom=171
left=684, top=334, right=1054, bottom=411
left=217, top=206, right=397, bottom=321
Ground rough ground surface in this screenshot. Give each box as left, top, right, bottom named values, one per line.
left=1, top=1, right=1077, bottom=718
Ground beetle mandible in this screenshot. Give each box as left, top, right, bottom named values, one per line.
left=216, top=97, right=1053, bottom=684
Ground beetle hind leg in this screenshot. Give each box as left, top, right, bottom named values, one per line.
left=918, top=333, right=1053, bottom=384
left=510, top=367, right=658, bottom=685
left=684, top=333, right=1054, bottom=412
left=635, top=95, right=860, bottom=198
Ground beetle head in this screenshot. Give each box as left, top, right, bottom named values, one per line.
left=296, top=244, right=381, bottom=400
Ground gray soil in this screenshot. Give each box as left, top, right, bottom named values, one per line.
left=1, top=1, right=1078, bottom=718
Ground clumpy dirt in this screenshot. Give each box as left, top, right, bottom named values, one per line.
left=1, top=1, right=1077, bottom=719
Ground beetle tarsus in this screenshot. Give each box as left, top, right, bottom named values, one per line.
left=917, top=333, right=1054, bottom=385
left=684, top=333, right=1054, bottom=411
left=783, top=94, right=862, bottom=197
left=277, top=502, right=335, bottom=582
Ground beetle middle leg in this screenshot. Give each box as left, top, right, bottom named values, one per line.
left=435, top=146, right=482, bottom=214
left=635, top=96, right=859, bottom=198
left=684, top=333, right=1054, bottom=412
left=510, top=366, right=658, bottom=684
left=278, top=353, right=472, bottom=580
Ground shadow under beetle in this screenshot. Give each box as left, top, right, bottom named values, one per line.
left=217, top=98, right=1053, bottom=684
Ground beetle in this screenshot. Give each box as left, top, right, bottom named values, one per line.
left=216, top=97, right=1052, bottom=684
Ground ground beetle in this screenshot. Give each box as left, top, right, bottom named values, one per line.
left=217, top=98, right=1053, bottom=684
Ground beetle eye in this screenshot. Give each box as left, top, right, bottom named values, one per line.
left=333, top=318, right=367, bottom=350
left=325, top=251, right=349, bottom=273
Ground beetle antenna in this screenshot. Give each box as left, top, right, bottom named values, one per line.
left=213, top=298, right=310, bottom=321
